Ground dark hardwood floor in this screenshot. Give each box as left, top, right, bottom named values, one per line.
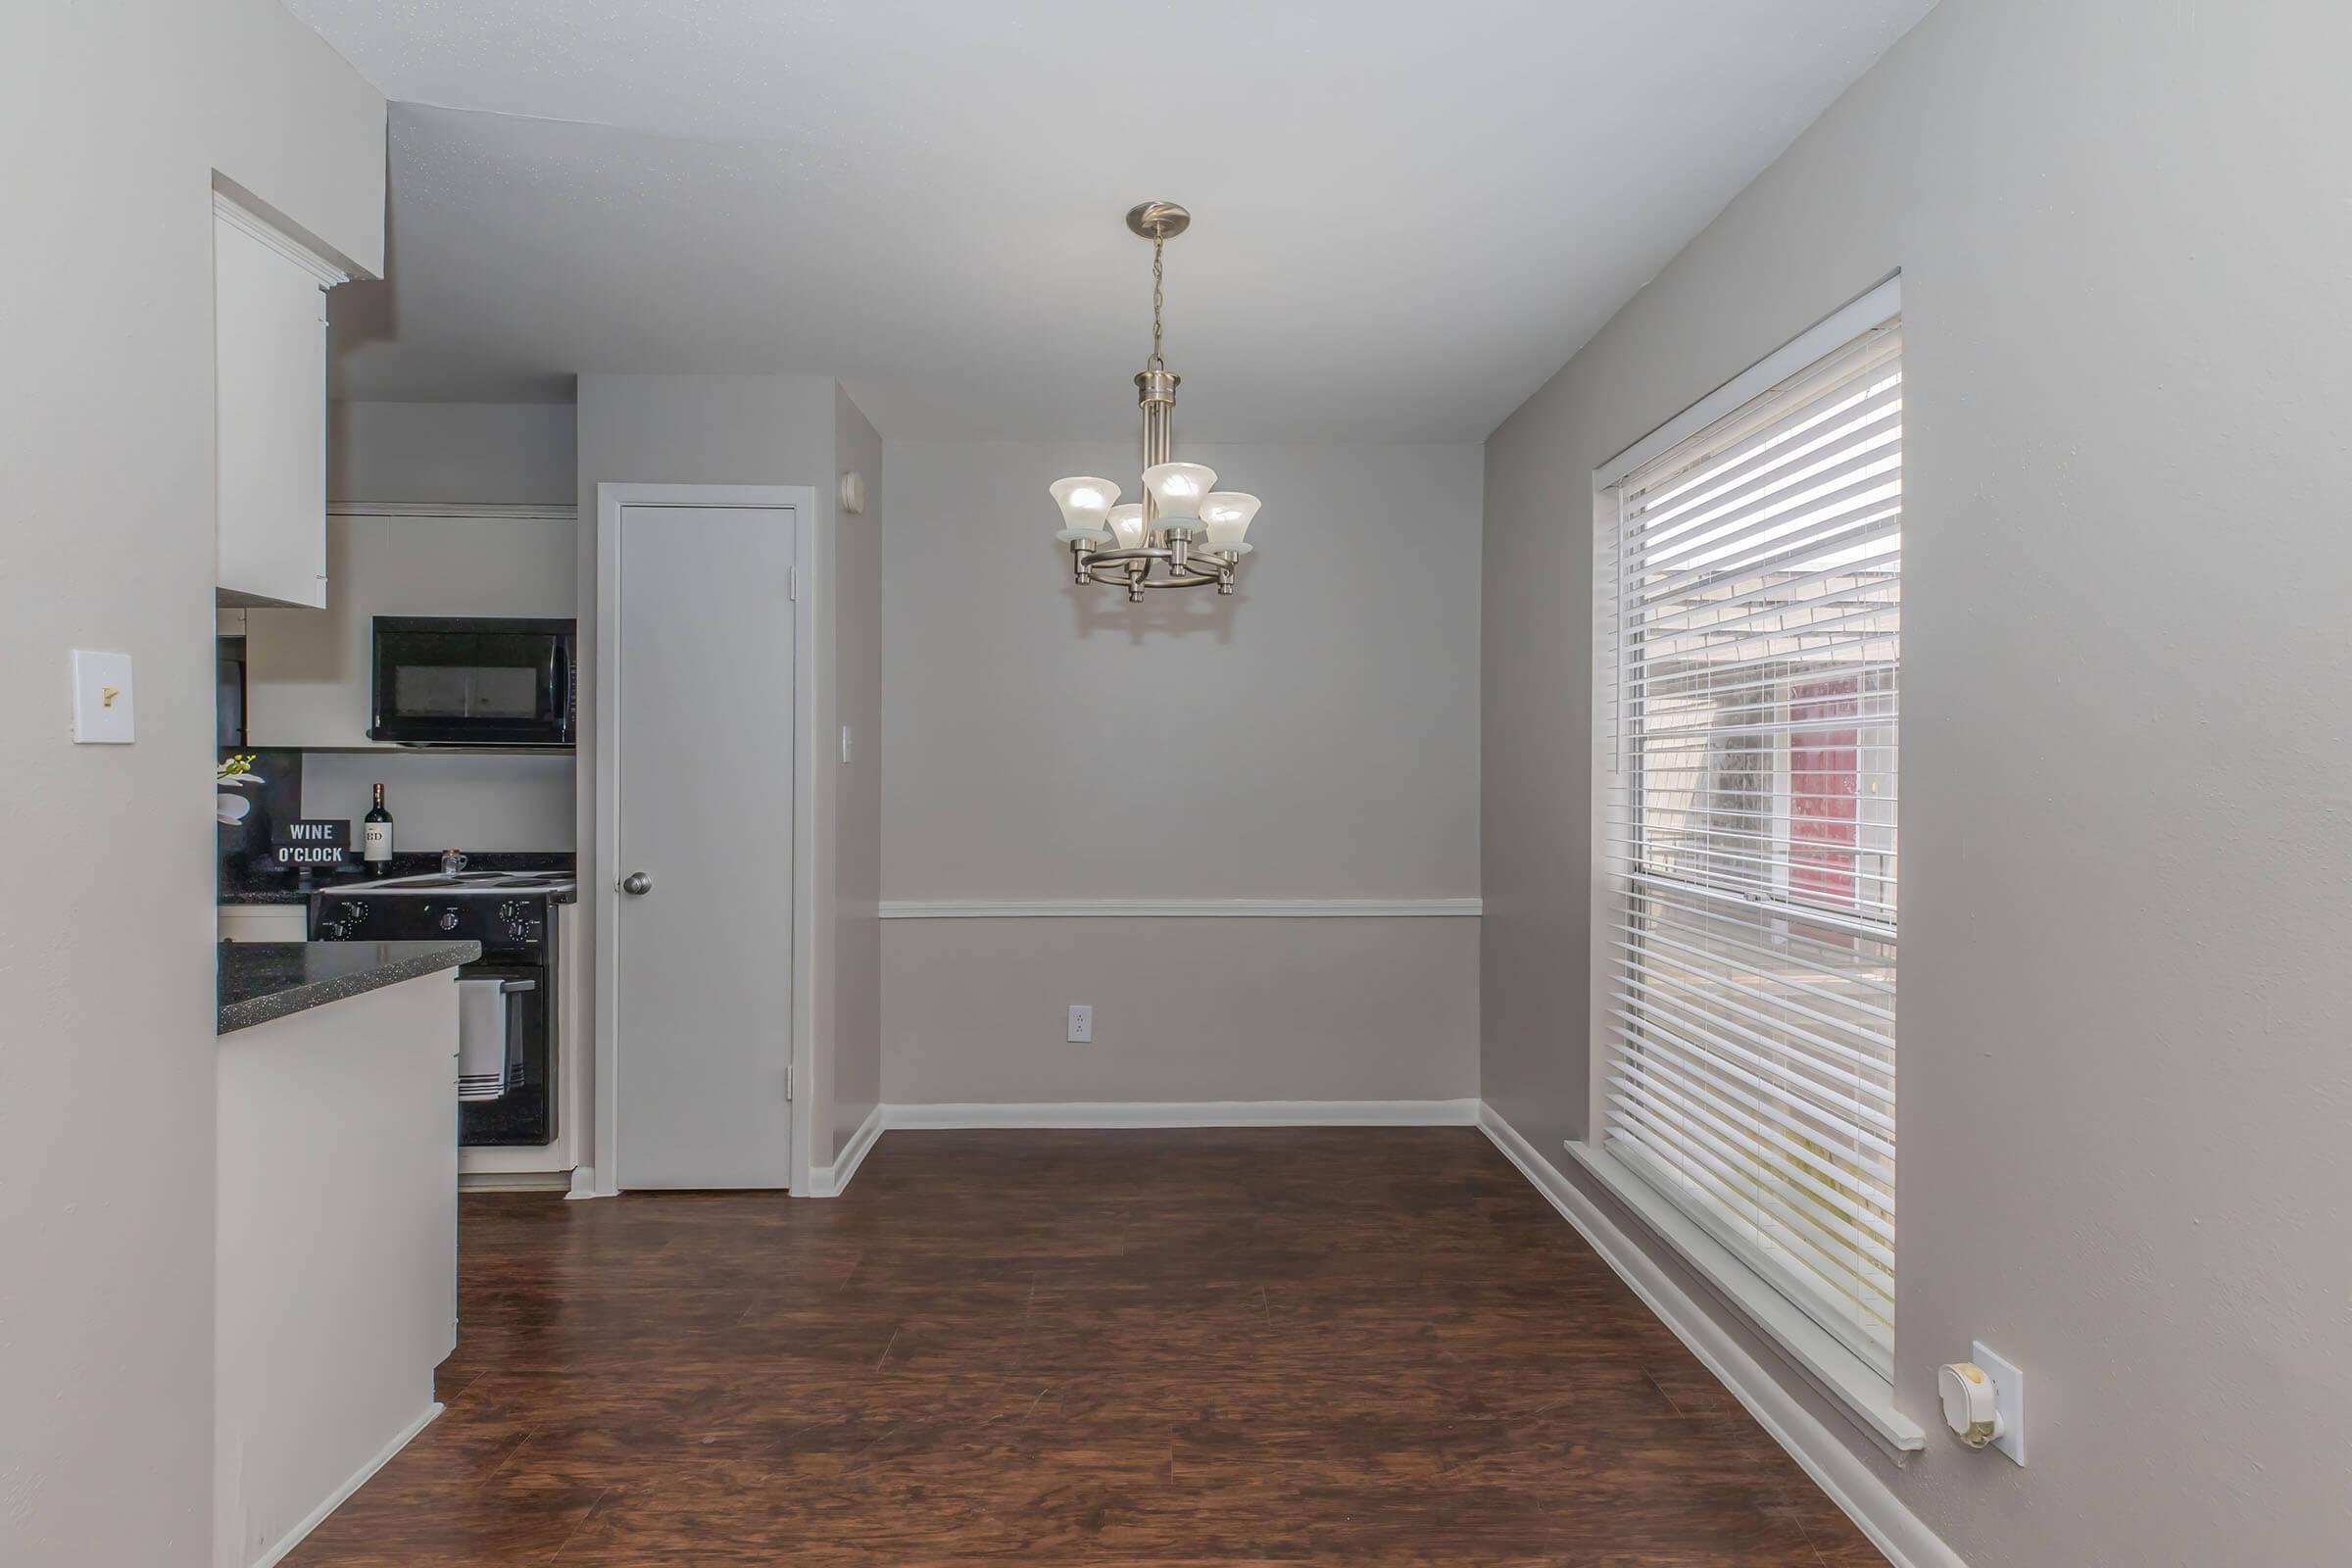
left=283, top=1128, right=1883, bottom=1565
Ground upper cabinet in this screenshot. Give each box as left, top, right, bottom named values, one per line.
left=215, top=191, right=346, bottom=609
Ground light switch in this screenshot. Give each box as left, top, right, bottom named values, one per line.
left=840, top=725, right=854, bottom=764
left=71, top=650, right=135, bottom=744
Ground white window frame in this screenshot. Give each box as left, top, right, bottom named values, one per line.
left=1574, top=274, right=1924, bottom=1455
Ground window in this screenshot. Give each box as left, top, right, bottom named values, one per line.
left=1595, top=292, right=1901, bottom=1381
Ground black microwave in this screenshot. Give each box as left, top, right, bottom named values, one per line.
left=368, top=616, right=576, bottom=748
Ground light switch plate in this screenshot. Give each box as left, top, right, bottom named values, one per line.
left=1973, top=1340, right=2026, bottom=1466
left=71, top=650, right=134, bottom=744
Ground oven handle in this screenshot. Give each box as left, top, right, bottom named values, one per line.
left=499, top=979, right=537, bottom=993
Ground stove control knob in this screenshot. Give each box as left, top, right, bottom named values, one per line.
left=508, top=919, right=530, bottom=942
left=438, top=909, right=461, bottom=932
left=321, top=922, right=347, bottom=941
left=345, top=902, right=369, bottom=924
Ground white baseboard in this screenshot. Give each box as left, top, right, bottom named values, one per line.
left=884, top=1098, right=1482, bottom=1131
left=246, top=1399, right=442, bottom=1568
left=458, top=1170, right=571, bottom=1193
left=803, top=1102, right=885, bottom=1198
left=1476, top=1104, right=1963, bottom=1568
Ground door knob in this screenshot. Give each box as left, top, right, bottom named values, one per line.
left=620, top=871, right=653, bottom=896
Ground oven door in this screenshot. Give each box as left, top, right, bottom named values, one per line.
left=369, top=616, right=574, bottom=747
left=457, top=959, right=555, bottom=1147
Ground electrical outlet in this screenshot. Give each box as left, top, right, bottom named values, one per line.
left=1973, top=1341, right=2026, bottom=1466
left=1066, top=1004, right=1093, bottom=1043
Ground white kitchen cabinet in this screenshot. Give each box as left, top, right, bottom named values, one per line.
left=215, top=191, right=345, bottom=610
left=219, top=905, right=310, bottom=943
left=246, top=504, right=577, bottom=749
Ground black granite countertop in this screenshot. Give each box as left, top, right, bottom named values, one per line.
left=218, top=940, right=480, bottom=1036
left=219, top=886, right=317, bottom=906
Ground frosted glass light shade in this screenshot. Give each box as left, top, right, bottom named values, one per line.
left=1050, top=475, right=1119, bottom=539
left=1198, top=491, right=1260, bottom=549
left=1104, top=503, right=1149, bottom=551
left=1141, top=462, right=1217, bottom=523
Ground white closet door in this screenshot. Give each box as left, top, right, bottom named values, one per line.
left=610, top=503, right=798, bottom=1189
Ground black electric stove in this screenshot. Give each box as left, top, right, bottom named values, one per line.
left=312, top=870, right=571, bottom=1147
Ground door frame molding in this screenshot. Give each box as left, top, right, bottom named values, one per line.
left=591, top=483, right=820, bottom=1197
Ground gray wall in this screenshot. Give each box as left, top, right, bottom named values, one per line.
left=887, top=916, right=1479, bottom=1105
left=881, top=439, right=1482, bottom=1107
left=306, top=404, right=580, bottom=852
left=329, top=399, right=577, bottom=506
left=0, top=5, right=383, bottom=1562
left=1480, top=1, right=2352, bottom=1563
left=574, top=375, right=880, bottom=1176
left=300, top=751, right=574, bottom=852
left=830, top=386, right=885, bottom=1153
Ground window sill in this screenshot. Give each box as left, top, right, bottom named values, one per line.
left=1562, top=1140, right=1925, bottom=1454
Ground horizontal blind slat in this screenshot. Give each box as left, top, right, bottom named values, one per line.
left=1605, top=1118, right=1895, bottom=1319
left=1612, top=945, right=1897, bottom=1057
left=1627, top=885, right=1900, bottom=991
left=1610, top=1011, right=1899, bottom=1163
left=1627, top=378, right=1904, bottom=543
left=1605, top=1088, right=1896, bottom=1268
left=1613, top=1054, right=1895, bottom=1197
left=1611, top=928, right=1896, bottom=1029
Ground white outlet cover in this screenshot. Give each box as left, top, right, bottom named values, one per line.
left=1066, top=1004, right=1093, bottom=1043
left=71, top=650, right=134, bottom=744
left=1974, top=1340, right=2026, bottom=1466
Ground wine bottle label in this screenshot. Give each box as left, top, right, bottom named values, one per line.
left=363, top=821, right=392, bottom=860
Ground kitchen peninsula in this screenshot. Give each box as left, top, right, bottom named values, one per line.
left=215, top=938, right=474, bottom=1568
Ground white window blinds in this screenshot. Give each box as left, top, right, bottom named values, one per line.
left=1597, top=314, right=1901, bottom=1378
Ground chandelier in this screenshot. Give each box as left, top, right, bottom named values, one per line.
left=1050, top=202, right=1261, bottom=601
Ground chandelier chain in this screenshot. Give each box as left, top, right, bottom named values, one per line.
left=1148, top=228, right=1166, bottom=371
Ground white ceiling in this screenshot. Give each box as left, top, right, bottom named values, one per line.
left=291, top=0, right=1935, bottom=440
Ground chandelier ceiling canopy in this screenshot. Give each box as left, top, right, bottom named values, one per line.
left=1050, top=203, right=1259, bottom=602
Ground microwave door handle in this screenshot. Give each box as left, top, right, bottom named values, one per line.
left=550, top=638, right=571, bottom=743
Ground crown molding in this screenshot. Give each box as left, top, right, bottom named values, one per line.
left=213, top=188, right=350, bottom=287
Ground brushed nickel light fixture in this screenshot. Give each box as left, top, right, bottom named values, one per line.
left=1050, top=202, right=1261, bottom=601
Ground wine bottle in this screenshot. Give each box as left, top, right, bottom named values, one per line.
left=364, top=782, right=394, bottom=876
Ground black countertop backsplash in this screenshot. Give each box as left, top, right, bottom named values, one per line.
left=220, top=845, right=577, bottom=905
left=218, top=746, right=575, bottom=902
left=216, top=748, right=304, bottom=892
